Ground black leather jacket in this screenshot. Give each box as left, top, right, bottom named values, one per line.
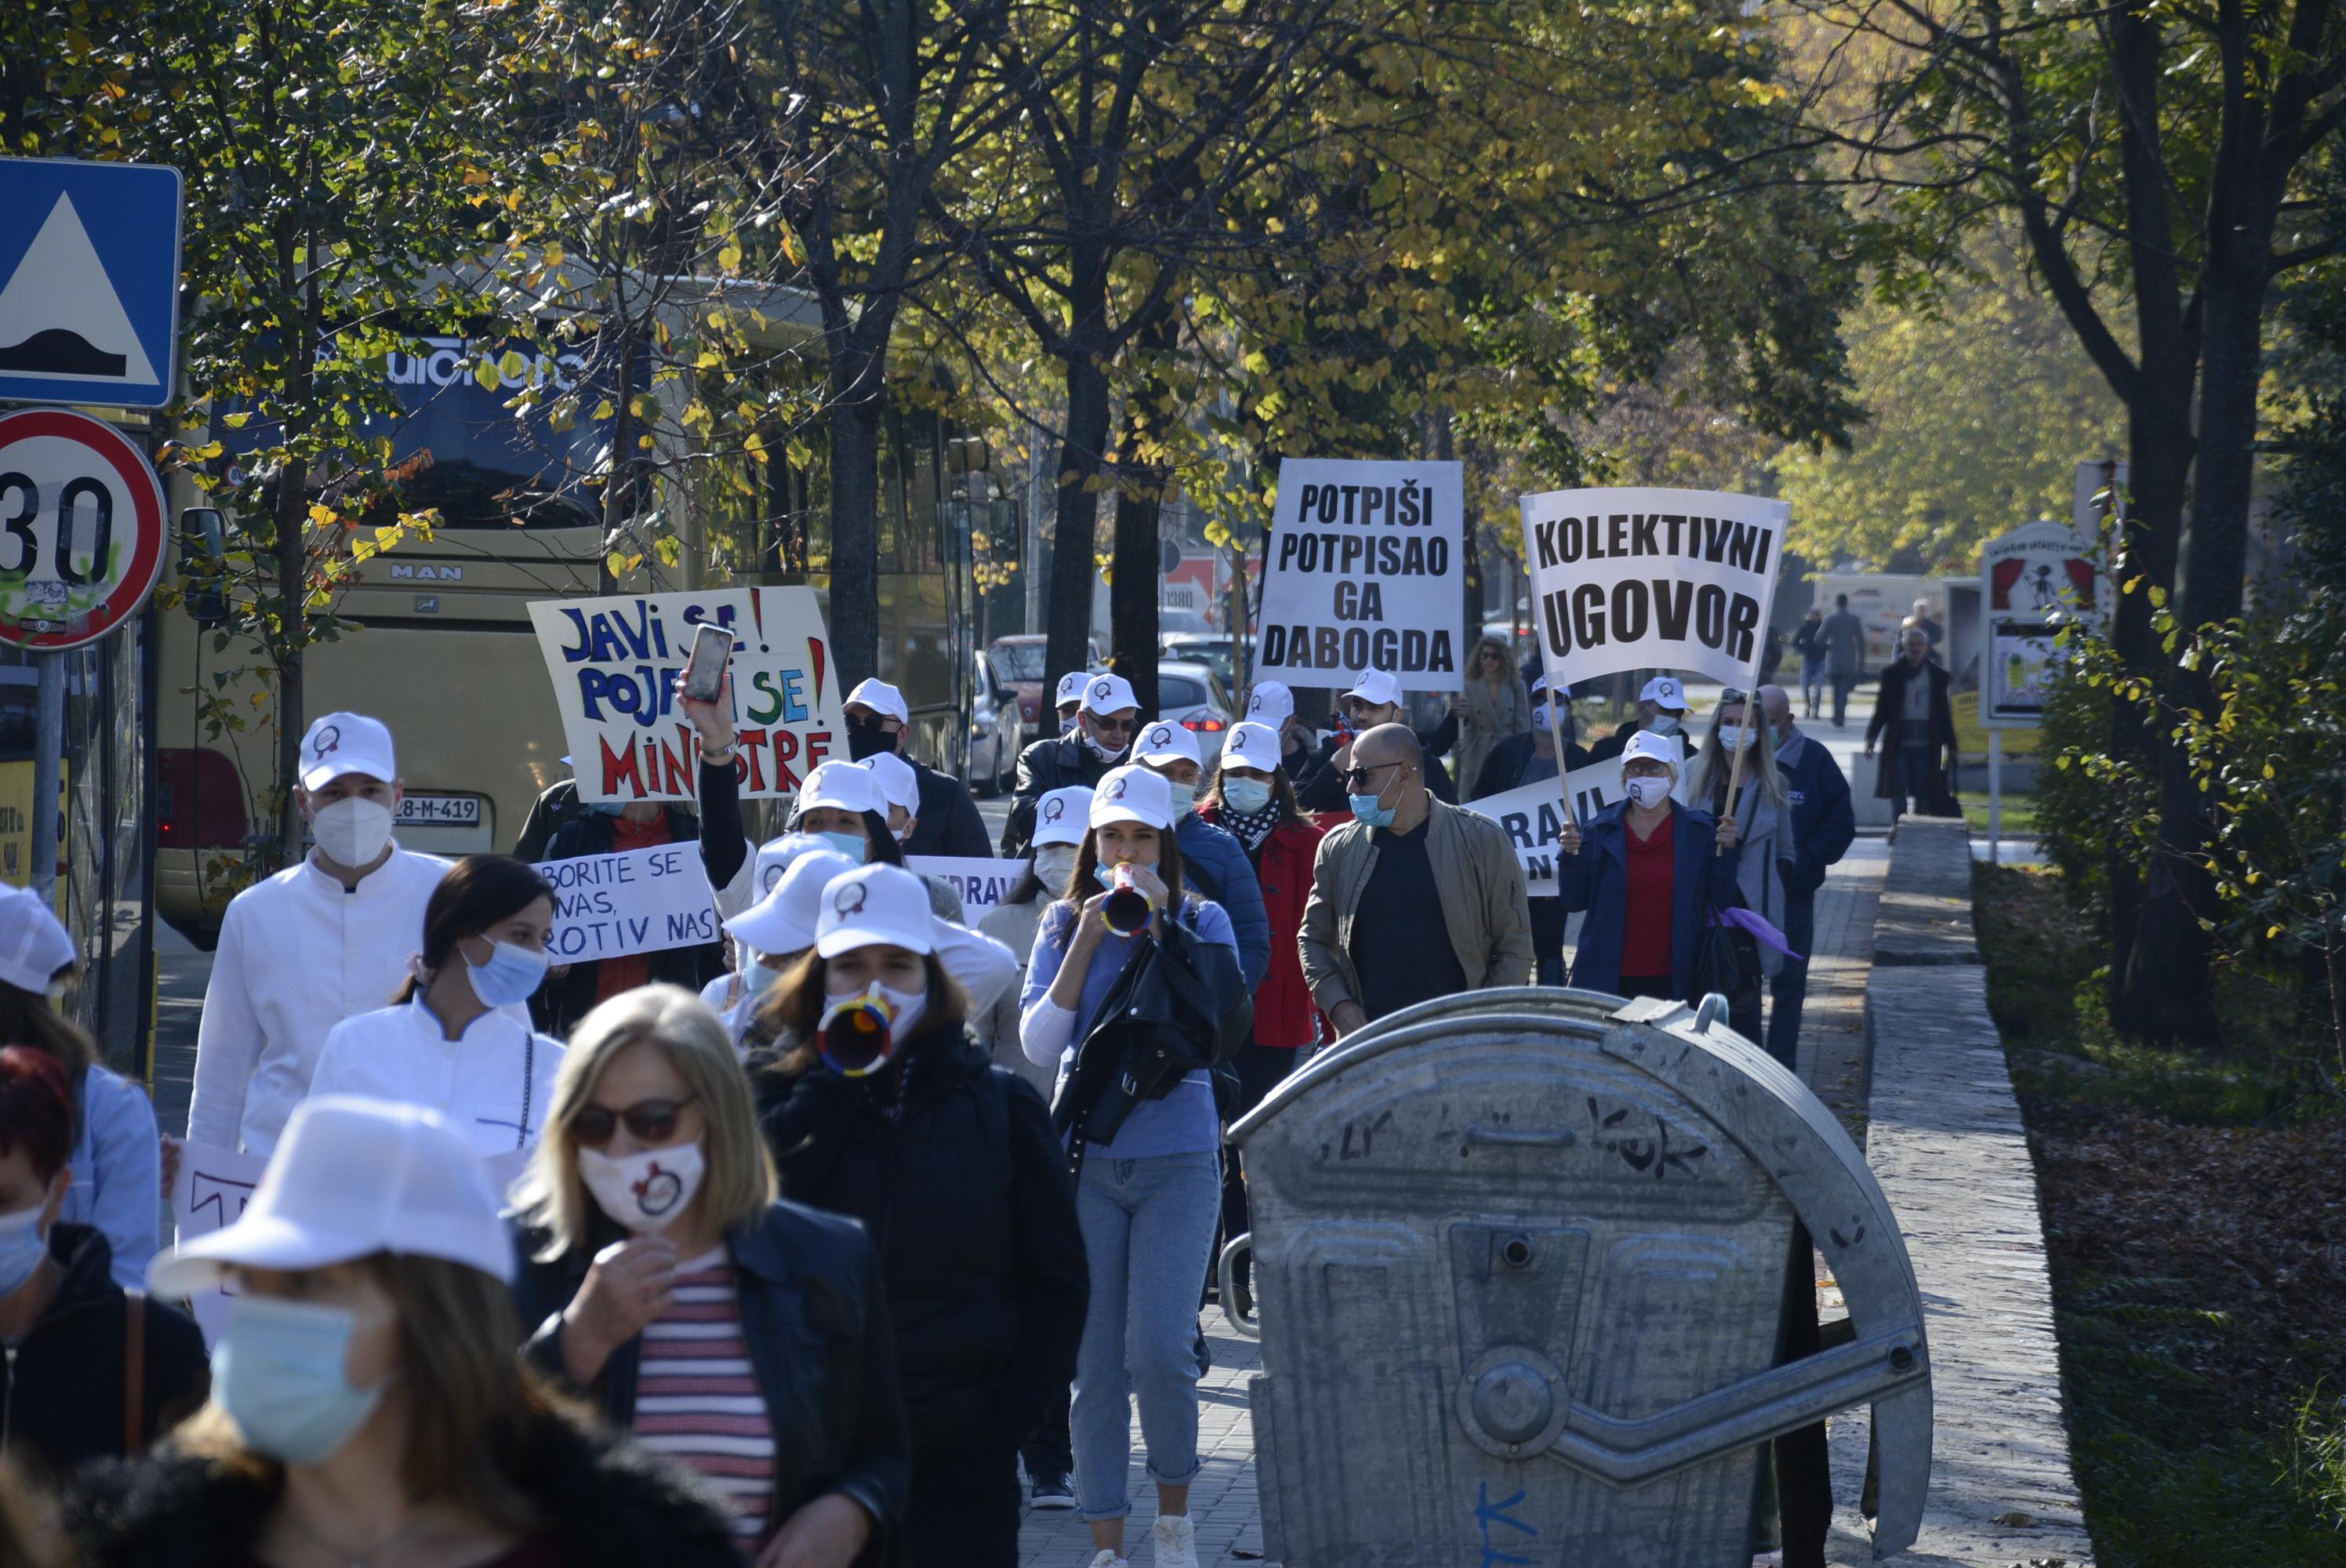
left=1000, top=732, right=1126, bottom=855
left=510, top=1199, right=912, bottom=1558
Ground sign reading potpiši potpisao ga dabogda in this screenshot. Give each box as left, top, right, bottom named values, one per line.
left=1519, top=487, right=1791, bottom=690
left=1253, top=459, right=1465, bottom=691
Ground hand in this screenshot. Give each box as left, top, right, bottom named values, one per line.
left=1557, top=818, right=1582, bottom=856
left=158, top=1134, right=182, bottom=1197
left=560, top=1236, right=677, bottom=1383
left=1124, top=862, right=1169, bottom=909
left=1329, top=1001, right=1368, bottom=1038
left=1715, top=814, right=1740, bottom=851
left=1861, top=740, right=1876, bottom=759
left=1447, top=695, right=1469, bottom=717
left=675, top=670, right=738, bottom=757
left=758, top=1494, right=873, bottom=1568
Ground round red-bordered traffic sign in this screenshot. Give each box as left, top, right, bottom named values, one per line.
left=0, top=407, right=168, bottom=650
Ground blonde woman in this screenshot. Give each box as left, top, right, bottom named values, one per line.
left=1682, top=690, right=1799, bottom=985
left=1450, top=635, right=1531, bottom=797
left=510, top=985, right=910, bottom=1566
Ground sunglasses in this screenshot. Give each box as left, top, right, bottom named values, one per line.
left=1337, top=760, right=1403, bottom=791
left=1088, top=716, right=1137, bottom=735
left=570, top=1094, right=699, bottom=1148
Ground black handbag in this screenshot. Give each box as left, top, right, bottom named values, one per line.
left=1692, top=893, right=1766, bottom=1044
left=1051, top=908, right=1251, bottom=1156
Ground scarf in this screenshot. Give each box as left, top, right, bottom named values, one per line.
left=1219, top=799, right=1282, bottom=855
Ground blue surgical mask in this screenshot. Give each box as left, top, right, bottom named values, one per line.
left=212, top=1295, right=386, bottom=1465
left=1349, top=792, right=1396, bottom=829
left=463, top=938, right=550, bottom=1007
left=0, top=1203, right=49, bottom=1298
left=819, top=830, right=869, bottom=864
left=1092, top=862, right=1120, bottom=891
left=1221, top=779, right=1272, bottom=815
left=589, top=799, right=629, bottom=818
left=741, top=956, right=786, bottom=1000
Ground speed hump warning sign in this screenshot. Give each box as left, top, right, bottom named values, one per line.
left=0, top=408, right=167, bottom=649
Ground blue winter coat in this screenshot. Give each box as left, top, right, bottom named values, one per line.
left=1555, top=800, right=1743, bottom=999
left=1175, top=813, right=1271, bottom=991
left=1776, top=733, right=1855, bottom=898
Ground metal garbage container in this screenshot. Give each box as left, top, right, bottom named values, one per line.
left=1221, top=987, right=1931, bottom=1566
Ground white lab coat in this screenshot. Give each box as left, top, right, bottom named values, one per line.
left=309, top=996, right=566, bottom=1156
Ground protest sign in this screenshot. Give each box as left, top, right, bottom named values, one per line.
left=1462, top=758, right=1626, bottom=898
left=528, top=586, right=842, bottom=804
left=908, top=855, right=1030, bottom=920
left=536, top=844, right=719, bottom=962
left=169, top=1142, right=269, bottom=1345
left=1253, top=459, right=1465, bottom=691
left=1519, top=488, right=1791, bottom=691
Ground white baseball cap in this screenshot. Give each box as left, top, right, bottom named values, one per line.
left=1341, top=669, right=1402, bottom=709
left=796, top=760, right=884, bottom=819
left=815, top=863, right=936, bottom=959
left=1244, top=681, right=1295, bottom=726
left=1032, top=785, right=1093, bottom=848
left=859, top=751, right=921, bottom=815
left=1621, top=730, right=1683, bottom=774
left=1080, top=673, right=1138, bottom=715
left=752, top=832, right=833, bottom=898
left=1638, top=675, right=1688, bottom=711
left=728, top=847, right=859, bottom=957
left=298, top=712, right=397, bottom=791
left=1135, top=718, right=1200, bottom=768
left=148, top=1098, right=512, bottom=1297
left=844, top=677, right=910, bottom=724
left=0, top=884, right=73, bottom=993
left=1219, top=720, right=1282, bottom=775
left=1091, top=765, right=1175, bottom=830
left=1054, top=671, right=1088, bottom=710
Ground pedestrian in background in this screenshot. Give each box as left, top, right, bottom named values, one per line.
left=1791, top=607, right=1828, bottom=720
left=1450, top=635, right=1531, bottom=799
left=1133, top=718, right=1271, bottom=991
left=514, top=985, right=910, bottom=1563
left=973, top=785, right=1092, bottom=1099
left=1468, top=677, right=1591, bottom=985
left=1866, top=625, right=1959, bottom=820
left=1760, top=684, right=1854, bottom=1067
left=1003, top=673, right=1140, bottom=855
left=1586, top=675, right=1697, bottom=764
left=841, top=677, right=993, bottom=858
left=1821, top=593, right=1867, bottom=728
left=1240, top=679, right=1317, bottom=780
left=1292, top=669, right=1457, bottom=811
left=1051, top=670, right=1088, bottom=736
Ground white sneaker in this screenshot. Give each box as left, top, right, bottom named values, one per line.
left=1151, top=1514, right=1200, bottom=1568
left=1087, top=1552, right=1128, bottom=1568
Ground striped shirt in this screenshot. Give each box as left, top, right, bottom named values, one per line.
left=635, top=1248, right=774, bottom=1550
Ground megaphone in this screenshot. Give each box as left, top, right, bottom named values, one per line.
left=1100, top=862, right=1155, bottom=937
left=816, top=993, right=896, bottom=1076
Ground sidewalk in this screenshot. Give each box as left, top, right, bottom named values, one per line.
left=1016, top=839, right=1891, bottom=1566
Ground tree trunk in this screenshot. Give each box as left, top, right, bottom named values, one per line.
left=1109, top=452, right=1164, bottom=720
left=826, top=377, right=884, bottom=689
left=1046, top=347, right=1112, bottom=689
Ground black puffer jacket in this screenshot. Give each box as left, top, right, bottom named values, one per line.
left=750, top=1025, right=1087, bottom=1459
left=1000, top=734, right=1124, bottom=855
left=64, top=1406, right=741, bottom=1568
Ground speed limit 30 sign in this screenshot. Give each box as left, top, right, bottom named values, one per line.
left=0, top=407, right=166, bottom=649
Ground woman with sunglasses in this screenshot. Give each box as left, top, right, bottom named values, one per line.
left=510, top=985, right=910, bottom=1566
left=750, top=863, right=1086, bottom=1568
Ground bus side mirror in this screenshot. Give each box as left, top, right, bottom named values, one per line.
left=180, top=508, right=229, bottom=629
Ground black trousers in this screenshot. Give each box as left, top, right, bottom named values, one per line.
left=906, top=1443, right=1021, bottom=1567
left=1218, top=1041, right=1306, bottom=1294
left=1775, top=1222, right=1832, bottom=1566
left=1018, top=1380, right=1071, bottom=1483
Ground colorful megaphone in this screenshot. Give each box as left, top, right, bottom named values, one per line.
left=816, top=993, right=897, bottom=1076
left=1100, top=862, right=1155, bottom=936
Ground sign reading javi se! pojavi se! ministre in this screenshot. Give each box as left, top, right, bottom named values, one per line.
left=1252, top=459, right=1464, bottom=691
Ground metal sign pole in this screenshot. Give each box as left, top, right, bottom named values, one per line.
left=31, top=652, right=63, bottom=904
left=1988, top=731, right=2003, bottom=866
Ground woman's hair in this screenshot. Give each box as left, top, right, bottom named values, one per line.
left=168, top=1251, right=558, bottom=1533
left=1682, top=702, right=1790, bottom=816
left=0, top=1047, right=72, bottom=1185
left=751, top=949, right=969, bottom=1074
left=394, top=855, right=556, bottom=1004
left=0, top=977, right=96, bottom=1084
left=513, top=985, right=775, bottom=1259
left=1471, top=634, right=1512, bottom=671
left=1201, top=760, right=1301, bottom=828
left=1057, top=822, right=1198, bottom=919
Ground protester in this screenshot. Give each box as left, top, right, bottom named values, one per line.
left=1194, top=720, right=1324, bottom=1311
left=1451, top=635, right=1532, bottom=794
left=1554, top=731, right=1743, bottom=1000
left=1587, top=675, right=1696, bottom=764
left=1760, top=684, right=1854, bottom=1067
left=71, top=1097, right=745, bottom=1568
left=511, top=768, right=587, bottom=863
left=973, top=785, right=1092, bottom=1098
left=1821, top=593, right=1867, bottom=728
left=1132, top=718, right=1271, bottom=989
left=1791, top=607, right=1828, bottom=720
left=1865, top=625, right=1959, bottom=820
left=699, top=831, right=832, bottom=1024
left=0, top=1047, right=206, bottom=1479
left=1020, top=768, right=1238, bottom=1568
left=1467, top=677, right=1592, bottom=985
left=187, top=713, right=463, bottom=1157
left=860, top=748, right=926, bottom=851
left=841, top=677, right=992, bottom=858
left=1907, top=596, right=1944, bottom=652
left=534, top=675, right=747, bottom=1036
left=702, top=845, right=861, bottom=1048
left=1682, top=695, right=1799, bottom=1044
left=512, top=985, right=911, bottom=1562
left=308, top=855, right=566, bottom=1154
left=1001, top=672, right=1139, bottom=855
left=752, top=864, right=1084, bottom=1566
left=0, top=885, right=158, bottom=1287
left=1299, top=723, right=1534, bottom=1036
left=1292, top=670, right=1457, bottom=811
left=1240, top=679, right=1319, bottom=779
left=1052, top=670, right=1088, bottom=736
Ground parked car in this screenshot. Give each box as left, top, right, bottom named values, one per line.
left=1157, top=605, right=1213, bottom=636
left=964, top=649, right=1019, bottom=796
left=1159, top=633, right=1237, bottom=691
left=986, top=633, right=1103, bottom=743
left=1156, top=659, right=1237, bottom=768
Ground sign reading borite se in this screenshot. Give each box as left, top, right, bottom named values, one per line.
left=529, top=586, right=842, bottom=804
left=1253, top=459, right=1464, bottom=691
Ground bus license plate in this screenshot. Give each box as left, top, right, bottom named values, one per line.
left=397, top=793, right=481, bottom=826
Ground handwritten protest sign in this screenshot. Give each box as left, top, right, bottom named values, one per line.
left=1462, top=758, right=1627, bottom=898
left=1253, top=459, right=1465, bottom=691
left=536, top=844, right=719, bottom=962
left=169, top=1142, right=268, bottom=1345
left=528, top=586, right=842, bottom=804
left=908, top=855, right=1030, bottom=920
left=1519, top=488, right=1790, bottom=691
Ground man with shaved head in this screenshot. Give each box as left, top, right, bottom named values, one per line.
left=1758, top=683, right=1853, bottom=1067
left=1299, top=722, right=1533, bottom=1035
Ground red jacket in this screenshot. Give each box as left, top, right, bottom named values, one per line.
left=1198, top=805, right=1324, bottom=1048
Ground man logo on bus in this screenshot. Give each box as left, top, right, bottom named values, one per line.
left=833, top=884, right=867, bottom=917
left=312, top=724, right=341, bottom=760
left=1040, top=797, right=1066, bottom=826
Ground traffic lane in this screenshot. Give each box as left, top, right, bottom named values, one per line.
left=152, top=921, right=210, bottom=1141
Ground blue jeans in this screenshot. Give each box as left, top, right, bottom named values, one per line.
left=1072, top=1150, right=1221, bottom=1521
left=1800, top=656, right=1825, bottom=713
left=1766, top=892, right=1815, bottom=1070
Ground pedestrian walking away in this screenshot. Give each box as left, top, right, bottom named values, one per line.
left=1821, top=593, right=1867, bottom=728
left=842, top=677, right=993, bottom=858
left=1758, top=684, right=1854, bottom=1068
left=512, top=985, right=912, bottom=1563
left=1865, top=626, right=1959, bottom=821
left=1791, top=606, right=1827, bottom=720
left=1003, top=673, right=1141, bottom=856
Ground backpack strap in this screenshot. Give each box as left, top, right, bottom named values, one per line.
left=122, top=1287, right=147, bottom=1453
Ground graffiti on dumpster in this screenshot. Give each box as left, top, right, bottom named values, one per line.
left=1473, top=1482, right=1538, bottom=1566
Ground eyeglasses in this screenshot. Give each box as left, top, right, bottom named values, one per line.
left=1088, top=716, right=1137, bottom=735
left=1337, top=760, right=1404, bottom=791
left=571, top=1094, right=699, bottom=1148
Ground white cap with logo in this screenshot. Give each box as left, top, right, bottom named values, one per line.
left=1090, top=765, right=1175, bottom=830
left=859, top=750, right=921, bottom=815
left=1244, top=681, right=1295, bottom=726
left=1638, top=675, right=1688, bottom=711
left=148, top=1097, right=513, bottom=1296
left=728, top=848, right=861, bottom=957
left=751, top=832, right=833, bottom=898
left=1621, top=729, right=1683, bottom=774
left=0, top=884, right=73, bottom=993
left=815, top=863, right=937, bottom=959
left=1340, top=669, right=1402, bottom=709
left=844, top=678, right=910, bottom=724
left=1054, top=671, right=1088, bottom=710
left=1134, top=719, right=1200, bottom=768
left=1219, top=720, right=1282, bottom=776
left=795, top=760, right=885, bottom=819
left=1080, top=673, right=1138, bottom=715
left=1032, top=786, right=1093, bottom=848
left=299, top=712, right=397, bottom=791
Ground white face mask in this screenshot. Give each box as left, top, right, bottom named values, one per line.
left=1625, top=775, right=1672, bottom=809
left=1032, top=844, right=1080, bottom=893
left=577, top=1140, right=707, bottom=1235
left=1715, top=726, right=1747, bottom=752
left=311, top=797, right=394, bottom=867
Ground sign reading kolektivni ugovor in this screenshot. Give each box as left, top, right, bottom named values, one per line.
left=1252, top=459, right=1464, bottom=691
